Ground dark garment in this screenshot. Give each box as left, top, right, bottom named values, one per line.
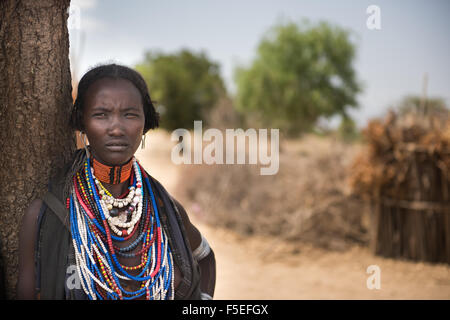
left=35, top=163, right=201, bottom=300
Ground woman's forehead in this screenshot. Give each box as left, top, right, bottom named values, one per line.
left=84, top=77, right=142, bottom=104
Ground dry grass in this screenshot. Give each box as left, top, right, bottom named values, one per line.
left=176, top=134, right=370, bottom=251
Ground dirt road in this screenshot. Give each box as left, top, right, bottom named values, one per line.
left=136, top=130, right=450, bottom=300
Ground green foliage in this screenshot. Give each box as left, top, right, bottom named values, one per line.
left=337, top=115, right=360, bottom=142
left=234, top=20, right=361, bottom=136
left=135, top=49, right=226, bottom=130
left=397, top=95, right=448, bottom=116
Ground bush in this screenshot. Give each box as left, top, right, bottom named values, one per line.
left=175, top=135, right=369, bottom=251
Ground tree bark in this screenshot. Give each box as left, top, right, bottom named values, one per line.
left=0, top=0, right=74, bottom=299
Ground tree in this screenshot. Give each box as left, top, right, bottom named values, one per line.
left=135, top=49, right=226, bottom=131
left=397, top=95, right=448, bottom=117
left=337, top=115, right=360, bottom=142
left=234, top=20, right=361, bottom=136
left=0, top=0, right=74, bottom=298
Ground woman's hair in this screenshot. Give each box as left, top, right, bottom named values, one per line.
left=63, top=64, right=159, bottom=198
left=70, top=63, right=159, bottom=134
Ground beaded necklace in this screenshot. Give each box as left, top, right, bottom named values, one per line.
left=69, top=156, right=174, bottom=300
left=92, top=157, right=133, bottom=184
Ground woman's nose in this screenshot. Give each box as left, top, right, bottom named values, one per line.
left=107, top=115, right=125, bottom=136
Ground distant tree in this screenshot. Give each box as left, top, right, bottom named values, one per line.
left=234, top=20, right=361, bottom=136
left=135, top=49, right=226, bottom=131
left=337, top=115, right=360, bottom=142
left=397, top=95, right=448, bottom=117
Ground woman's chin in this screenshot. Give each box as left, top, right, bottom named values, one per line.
left=92, top=153, right=133, bottom=166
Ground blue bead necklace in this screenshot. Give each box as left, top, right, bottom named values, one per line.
left=69, top=157, right=174, bottom=300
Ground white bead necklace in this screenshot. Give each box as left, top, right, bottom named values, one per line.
left=70, top=156, right=175, bottom=300
left=93, top=159, right=144, bottom=236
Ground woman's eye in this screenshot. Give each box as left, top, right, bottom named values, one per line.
left=125, top=113, right=139, bottom=118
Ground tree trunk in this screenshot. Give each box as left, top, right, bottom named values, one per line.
left=0, top=0, right=74, bottom=299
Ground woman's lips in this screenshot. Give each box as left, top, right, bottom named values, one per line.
left=105, top=143, right=128, bottom=152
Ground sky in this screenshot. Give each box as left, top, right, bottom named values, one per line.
left=68, top=0, right=450, bottom=128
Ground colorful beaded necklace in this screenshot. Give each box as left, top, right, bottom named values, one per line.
left=92, top=157, right=133, bottom=184
left=69, top=156, right=174, bottom=300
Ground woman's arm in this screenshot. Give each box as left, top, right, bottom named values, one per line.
left=17, top=199, right=42, bottom=299
left=172, top=198, right=216, bottom=299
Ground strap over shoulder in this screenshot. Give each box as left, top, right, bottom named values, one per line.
left=42, top=192, right=70, bottom=231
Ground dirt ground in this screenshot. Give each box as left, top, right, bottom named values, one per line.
left=136, top=130, right=450, bottom=300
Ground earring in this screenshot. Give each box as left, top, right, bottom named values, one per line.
left=141, top=134, right=146, bottom=149
left=80, top=131, right=90, bottom=158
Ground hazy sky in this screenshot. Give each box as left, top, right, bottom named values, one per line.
left=69, top=0, right=450, bottom=127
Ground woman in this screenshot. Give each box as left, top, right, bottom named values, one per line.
left=17, top=64, right=216, bottom=300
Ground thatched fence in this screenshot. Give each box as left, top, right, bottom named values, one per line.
left=350, top=111, right=450, bottom=264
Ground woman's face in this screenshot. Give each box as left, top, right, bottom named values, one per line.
left=82, top=77, right=145, bottom=166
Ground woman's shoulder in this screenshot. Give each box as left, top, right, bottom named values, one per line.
left=22, top=198, right=44, bottom=227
